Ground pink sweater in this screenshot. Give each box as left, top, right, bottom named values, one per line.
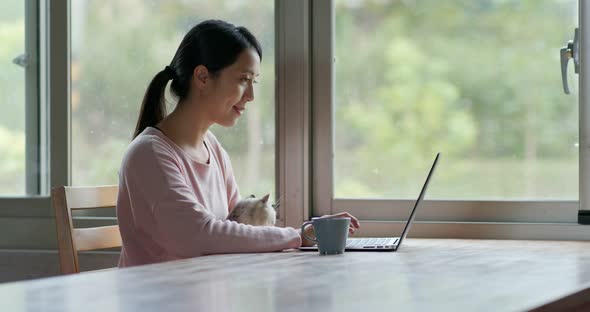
left=116, top=127, right=301, bottom=267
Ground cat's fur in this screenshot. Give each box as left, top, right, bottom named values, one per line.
left=226, top=194, right=278, bottom=226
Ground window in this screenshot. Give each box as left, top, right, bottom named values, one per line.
left=0, top=0, right=301, bottom=248
left=3, top=0, right=589, bottom=246
left=70, top=1, right=276, bottom=198
left=0, top=1, right=44, bottom=197
left=313, top=0, right=583, bottom=226
left=334, top=0, right=578, bottom=200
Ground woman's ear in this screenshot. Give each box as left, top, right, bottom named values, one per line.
left=193, top=65, right=210, bottom=89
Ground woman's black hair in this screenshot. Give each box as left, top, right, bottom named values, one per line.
left=133, top=19, right=262, bottom=138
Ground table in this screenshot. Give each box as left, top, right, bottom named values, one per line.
left=2, top=239, right=590, bottom=311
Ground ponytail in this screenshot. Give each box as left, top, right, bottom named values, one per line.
left=133, top=67, right=175, bottom=138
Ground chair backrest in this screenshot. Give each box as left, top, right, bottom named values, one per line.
left=52, top=185, right=121, bottom=274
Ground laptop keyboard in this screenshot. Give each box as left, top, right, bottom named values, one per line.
left=346, top=238, right=395, bottom=247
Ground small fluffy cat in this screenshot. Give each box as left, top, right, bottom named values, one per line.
left=226, top=194, right=279, bottom=226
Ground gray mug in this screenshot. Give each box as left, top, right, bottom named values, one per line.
left=301, top=217, right=350, bottom=255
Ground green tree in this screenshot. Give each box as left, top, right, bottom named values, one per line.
left=334, top=0, right=578, bottom=199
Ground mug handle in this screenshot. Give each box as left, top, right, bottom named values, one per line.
left=301, top=221, right=317, bottom=242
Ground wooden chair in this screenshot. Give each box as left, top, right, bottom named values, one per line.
left=52, top=185, right=122, bottom=274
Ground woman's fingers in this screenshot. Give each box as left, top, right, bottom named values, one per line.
left=321, top=212, right=361, bottom=228
left=349, top=221, right=357, bottom=234
left=319, top=212, right=361, bottom=235
left=332, top=212, right=360, bottom=228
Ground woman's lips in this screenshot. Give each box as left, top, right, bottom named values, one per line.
left=233, top=106, right=244, bottom=115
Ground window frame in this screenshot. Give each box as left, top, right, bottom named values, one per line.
left=2, top=0, right=308, bottom=209
left=275, top=0, right=311, bottom=228
left=4, top=0, right=590, bottom=247
left=311, top=0, right=590, bottom=239
left=24, top=0, right=41, bottom=196
left=0, top=0, right=46, bottom=199
left=0, top=0, right=67, bottom=219
left=0, top=0, right=312, bottom=245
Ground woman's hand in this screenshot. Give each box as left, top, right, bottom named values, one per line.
left=300, top=225, right=316, bottom=247
left=298, top=212, right=361, bottom=247
left=322, top=212, right=360, bottom=235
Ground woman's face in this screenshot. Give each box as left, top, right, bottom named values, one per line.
left=204, top=48, right=260, bottom=127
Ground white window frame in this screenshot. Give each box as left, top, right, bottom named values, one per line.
left=275, top=0, right=311, bottom=228
left=309, top=0, right=590, bottom=240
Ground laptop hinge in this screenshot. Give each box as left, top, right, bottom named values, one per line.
left=578, top=210, right=590, bottom=225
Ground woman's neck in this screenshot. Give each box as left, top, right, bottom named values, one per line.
left=157, top=102, right=212, bottom=150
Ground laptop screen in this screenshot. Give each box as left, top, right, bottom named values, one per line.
left=396, top=153, right=440, bottom=249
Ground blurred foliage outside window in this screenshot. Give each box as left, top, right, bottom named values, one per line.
left=335, top=0, right=579, bottom=200
left=0, top=1, right=25, bottom=195
left=0, top=0, right=580, bottom=202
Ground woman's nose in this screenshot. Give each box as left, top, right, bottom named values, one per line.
left=244, top=83, right=255, bottom=102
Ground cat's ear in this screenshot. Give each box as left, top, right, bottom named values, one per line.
left=261, top=193, right=270, bottom=204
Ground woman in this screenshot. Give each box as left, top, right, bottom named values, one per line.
left=117, top=19, right=359, bottom=267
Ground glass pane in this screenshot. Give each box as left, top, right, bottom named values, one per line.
left=71, top=1, right=275, bottom=198
left=335, top=0, right=578, bottom=200
left=0, top=1, right=25, bottom=196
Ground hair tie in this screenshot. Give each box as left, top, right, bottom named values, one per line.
left=164, top=65, right=176, bottom=79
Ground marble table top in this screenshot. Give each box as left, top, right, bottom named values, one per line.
left=2, top=239, right=590, bottom=312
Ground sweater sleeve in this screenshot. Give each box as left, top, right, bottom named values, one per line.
left=126, top=138, right=301, bottom=258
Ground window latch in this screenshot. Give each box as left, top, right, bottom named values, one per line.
left=561, top=28, right=580, bottom=95
left=12, top=53, right=28, bottom=68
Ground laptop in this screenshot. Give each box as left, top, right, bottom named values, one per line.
left=300, top=152, right=440, bottom=252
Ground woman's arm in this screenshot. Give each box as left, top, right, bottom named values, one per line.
left=125, top=138, right=301, bottom=258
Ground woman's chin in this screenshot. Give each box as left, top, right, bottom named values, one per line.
left=216, top=119, right=239, bottom=128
